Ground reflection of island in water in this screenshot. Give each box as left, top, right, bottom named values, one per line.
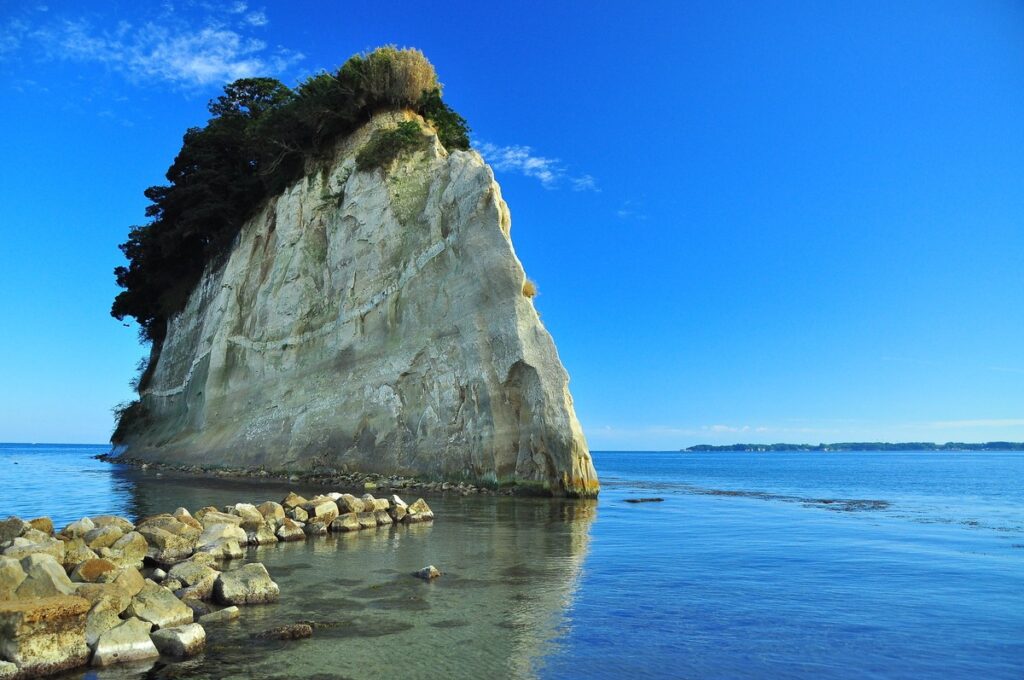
left=86, top=466, right=596, bottom=679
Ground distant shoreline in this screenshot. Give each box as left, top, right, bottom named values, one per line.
left=681, top=442, right=1024, bottom=452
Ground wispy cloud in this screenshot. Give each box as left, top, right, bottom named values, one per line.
left=475, top=141, right=598, bottom=191
left=616, top=199, right=647, bottom=220
left=2, top=5, right=300, bottom=88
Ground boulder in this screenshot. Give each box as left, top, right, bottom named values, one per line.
left=150, top=623, right=206, bottom=657
left=329, top=514, right=361, bottom=533
left=107, top=531, right=148, bottom=567
left=85, top=606, right=122, bottom=647
left=404, top=498, right=435, bottom=523
left=191, top=507, right=219, bottom=523
left=112, top=567, right=146, bottom=599
left=84, top=525, right=124, bottom=550
left=182, top=598, right=212, bottom=619
left=27, top=517, right=53, bottom=535
left=91, top=617, right=158, bottom=667
left=374, top=510, right=393, bottom=526
left=228, top=504, right=264, bottom=532
left=136, top=516, right=200, bottom=563
left=256, top=501, right=285, bottom=521
left=275, top=519, right=304, bottom=542
left=0, top=661, right=14, bottom=678
left=0, top=556, right=26, bottom=600
left=91, top=515, right=135, bottom=533
left=171, top=508, right=203, bottom=531
left=0, top=517, right=28, bottom=544
left=356, top=512, right=378, bottom=530
left=167, top=561, right=219, bottom=601
left=62, top=538, right=99, bottom=570
left=60, top=517, right=96, bottom=539
left=195, top=523, right=246, bottom=559
left=213, top=563, right=279, bottom=605
left=303, top=520, right=328, bottom=536
left=73, top=583, right=132, bottom=617
left=199, top=605, right=239, bottom=624
left=247, top=521, right=279, bottom=546
left=281, top=492, right=308, bottom=509
left=124, top=580, right=193, bottom=629
left=413, top=565, right=442, bottom=580
left=196, top=511, right=243, bottom=529
left=286, top=506, right=309, bottom=523
left=388, top=495, right=408, bottom=522
left=336, top=494, right=365, bottom=514
left=16, top=554, right=76, bottom=598
left=70, top=558, right=118, bottom=584
left=0, top=596, right=90, bottom=674
left=3, top=534, right=65, bottom=562
left=303, top=499, right=339, bottom=525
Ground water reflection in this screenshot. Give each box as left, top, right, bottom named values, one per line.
left=60, top=466, right=596, bottom=679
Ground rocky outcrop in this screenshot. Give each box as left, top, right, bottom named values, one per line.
left=116, top=110, right=598, bottom=497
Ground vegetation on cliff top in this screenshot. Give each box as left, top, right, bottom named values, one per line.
left=111, top=47, right=470, bottom=345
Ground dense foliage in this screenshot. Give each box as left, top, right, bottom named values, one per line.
left=355, top=121, right=426, bottom=171
left=111, top=47, right=470, bottom=343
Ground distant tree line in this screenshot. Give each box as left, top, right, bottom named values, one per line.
left=111, top=47, right=470, bottom=348
left=683, top=442, right=1024, bottom=452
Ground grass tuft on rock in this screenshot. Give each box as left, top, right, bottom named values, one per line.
left=355, top=122, right=426, bottom=172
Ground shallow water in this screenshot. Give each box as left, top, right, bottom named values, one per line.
left=1, top=444, right=1022, bottom=678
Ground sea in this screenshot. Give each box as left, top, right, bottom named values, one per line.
left=0, top=443, right=1021, bottom=679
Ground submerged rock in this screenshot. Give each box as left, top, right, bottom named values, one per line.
left=114, top=110, right=599, bottom=498
left=252, top=623, right=312, bottom=640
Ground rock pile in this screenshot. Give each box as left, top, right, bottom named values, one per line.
left=0, top=491, right=432, bottom=678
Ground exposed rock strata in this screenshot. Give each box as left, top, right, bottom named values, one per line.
left=117, top=110, right=598, bottom=497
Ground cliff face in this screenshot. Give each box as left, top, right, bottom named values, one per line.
left=118, top=111, right=598, bottom=497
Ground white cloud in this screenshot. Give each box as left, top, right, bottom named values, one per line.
left=475, top=141, right=597, bottom=191
left=3, top=8, right=300, bottom=88
left=0, top=19, right=29, bottom=55
left=246, top=11, right=268, bottom=27
left=616, top=199, right=647, bottom=220
left=571, top=174, right=598, bottom=192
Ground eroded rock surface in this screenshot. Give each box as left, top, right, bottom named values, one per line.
left=116, top=111, right=598, bottom=497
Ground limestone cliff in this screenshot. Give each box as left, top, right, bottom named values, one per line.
left=117, top=110, right=599, bottom=497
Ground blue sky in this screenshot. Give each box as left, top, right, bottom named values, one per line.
left=0, top=0, right=1022, bottom=448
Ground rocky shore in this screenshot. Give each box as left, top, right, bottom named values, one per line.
left=101, top=453, right=514, bottom=496
left=0, top=490, right=433, bottom=678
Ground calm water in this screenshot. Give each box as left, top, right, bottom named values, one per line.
left=0, top=444, right=1022, bottom=679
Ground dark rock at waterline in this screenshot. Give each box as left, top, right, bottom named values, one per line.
left=252, top=623, right=313, bottom=640
left=413, top=565, right=441, bottom=580
left=624, top=497, right=664, bottom=503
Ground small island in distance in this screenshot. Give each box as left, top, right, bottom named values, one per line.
left=682, top=442, right=1024, bottom=452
